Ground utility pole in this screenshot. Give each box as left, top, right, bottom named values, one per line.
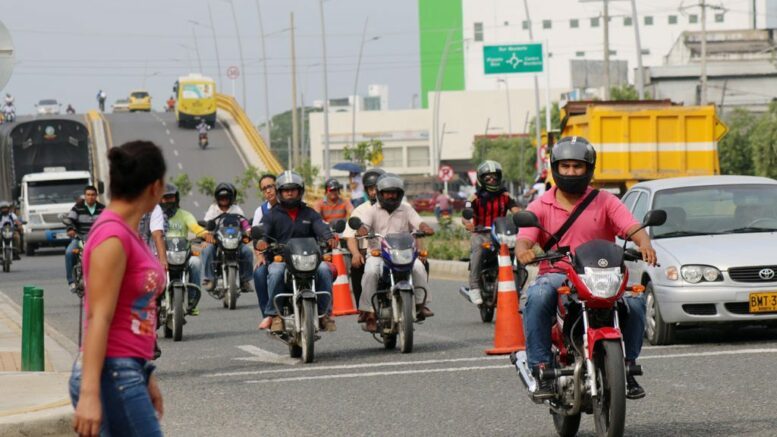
left=206, top=5, right=223, bottom=85
left=255, top=0, right=272, bottom=145
left=191, top=26, right=203, bottom=73
left=290, top=13, right=300, bottom=169
left=352, top=17, right=369, bottom=149
left=319, top=0, right=332, bottom=179
left=523, top=0, right=542, bottom=182
left=225, top=0, right=247, bottom=108
left=630, top=0, right=645, bottom=98
left=603, top=0, right=610, bottom=99
left=432, top=30, right=454, bottom=177
left=700, top=0, right=708, bottom=104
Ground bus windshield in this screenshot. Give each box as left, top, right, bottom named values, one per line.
left=181, top=83, right=214, bottom=100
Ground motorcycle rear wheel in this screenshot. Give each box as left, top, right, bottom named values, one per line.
left=398, top=294, right=414, bottom=353
left=592, top=340, right=627, bottom=437
left=2, top=259, right=9, bottom=272
left=551, top=410, right=581, bottom=437
left=172, top=285, right=185, bottom=342
left=300, top=299, right=316, bottom=363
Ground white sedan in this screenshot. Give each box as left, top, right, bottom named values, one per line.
left=35, top=99, right=61, bottom=115
left=621, top=176, right=777, bottom=345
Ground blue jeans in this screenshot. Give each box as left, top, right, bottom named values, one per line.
left=201, top=243, right=254, bottom=283
left=187, top=256, right=202, bottom=309
left=65, top=239, right=78, bottom=284
left=523, top=273, right=646, bottom=367
left=254, top=263, right=269, bottom=317
left=265, top=261, right=332, bottom=316
left=69, top=357, right=162, bottom=437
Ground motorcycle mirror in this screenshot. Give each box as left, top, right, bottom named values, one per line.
left=206, top=220, right=217, bottom=232
left=348, top=217, right=363, bottom=230
left=642, top=209, right=667, bottom=227
left=462, top=208, right=474, bottom=220
left=61, top=217, right=74, bottom=227
left=331, top=219, right=346, bottom=233
left=513, top=211, right=540, bottom=228
left=250, top=226, right=264, bottom=241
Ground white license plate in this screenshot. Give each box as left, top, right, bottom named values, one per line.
left=55, top=233, right=69, bottom=240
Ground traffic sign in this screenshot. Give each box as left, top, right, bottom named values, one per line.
left=467, top=170, right=477, bottom=186
left=438, top=165, right=454, bottom=182
left=483, top=43, right=543, bottom=75
left=226, top=66, right=240, bottom=80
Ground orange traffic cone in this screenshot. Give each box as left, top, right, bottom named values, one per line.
left=485, top=243, right=526, bottom=355
left=331, top=248, right=359, bottom=316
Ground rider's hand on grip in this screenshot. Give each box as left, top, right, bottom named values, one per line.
left=256, top=240, right=269, bottom=252
left=517, top=248, right=536, bottom=265
left=639, top=244, right=658, bottom=267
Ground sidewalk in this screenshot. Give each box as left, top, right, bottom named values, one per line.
left=0, top=291, right=76, bottom=436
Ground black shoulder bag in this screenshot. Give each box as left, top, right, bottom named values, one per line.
left=542, top=189, right=600, bottom=252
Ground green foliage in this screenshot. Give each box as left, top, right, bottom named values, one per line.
left=426, top=220, right=470, bottom=261
left=718, top=108, right=756, bottom=176
left=264, top=106, right=322, bottom=167
left=196, top=176, right=217, bottom=198
left=233, top=165, right=262, bottom=204
left=609, top=84, right=642, bottom=101
left=528, top=102, right=561, bottom=133
left=473, top=136, right=536, bottom=187
left=294, top=159, right=320, bottom=188
left=343, top=139, right=384, bottom=169
left=750, top=101, right=777, bottom=179
left=169, top=173, right=192, bottom=199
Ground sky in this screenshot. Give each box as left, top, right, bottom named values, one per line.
left=0, top=0, right=421, bottom=122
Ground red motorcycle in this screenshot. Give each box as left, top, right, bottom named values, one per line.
left=511, top=209, right=665, bottom=437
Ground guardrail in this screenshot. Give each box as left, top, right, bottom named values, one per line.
left=215, top=93, right=284, bottom=175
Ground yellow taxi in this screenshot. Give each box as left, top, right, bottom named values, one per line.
left=128, top=90, right=152, bottom=112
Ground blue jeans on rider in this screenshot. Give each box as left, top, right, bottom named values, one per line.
left=523, top=273, right=646, bottom=368
left=264, top=261, right=332, bottom=316
left=200, top=244, right=254, bottom=283
left=69, top=356, right=162, bottom=437
left=65, top=239, right=79, bottom=284
left=253, top=263, right=269, bottom=317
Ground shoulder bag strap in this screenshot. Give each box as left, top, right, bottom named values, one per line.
left=542, top=189, right=600, bottom=252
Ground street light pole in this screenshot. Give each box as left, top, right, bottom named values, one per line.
left=224, top=0, right=247, bottom=108
left=432, top=30, right=455, bottom=177
left=523, top=0, right=543, bottom=180
left=206, top=5, right=224, bottom=86
left=352, top=18, right=379, bottom=151
left=700, top=0, right=708, bottom=104
left=190, top=26, right=203, bottom=73
left=497, top=78, right=513, bottom=136
left=319, top=0, right=332, bottom=178
left=255, top=0, right=272, bottom=145
left=290, top=12, right=300, bottom=169
left=629, top=0, right=645, bottom=98
left=603, top=0, right=610, bottom=100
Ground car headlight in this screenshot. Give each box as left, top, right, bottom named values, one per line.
left=166, top=251, right=187, bottom=265
left=580, top=267, right=623, bottom=299
left=680, top=265, right=722, bottom=283
left=222, top=236, right=240, bottom=250
left=291, top=254, right=318, bottom=271
left=497, top=233, right=516, bottom=248
left=389, top=248, right=414, bottom=265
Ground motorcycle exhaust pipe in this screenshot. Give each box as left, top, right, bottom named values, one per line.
left=510, top=351, right=537, bottom=393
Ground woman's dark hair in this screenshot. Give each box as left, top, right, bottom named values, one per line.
left=107, top=141, right=166, bottom=200
left=260, top=174, right=276, bottom=183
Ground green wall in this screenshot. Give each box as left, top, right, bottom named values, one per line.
left=418, top=0, right=465, bottom=108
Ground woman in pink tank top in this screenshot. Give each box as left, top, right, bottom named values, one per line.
left=70, top=141, right=167, bottom=437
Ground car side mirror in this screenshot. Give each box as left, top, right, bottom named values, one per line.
left=331, top=219, right=346, bottom=233
left=462, top=208, right=474, bottom=220
left=348, top=217, right=363, bottom=230
left=513, top=211, right=540, bottom=228
left=250, top=226, right=264, bottom=240
left=643, top=209, right=667, bottom=227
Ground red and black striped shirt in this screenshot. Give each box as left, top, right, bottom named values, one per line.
left=467, top=192, right=517, bottom=228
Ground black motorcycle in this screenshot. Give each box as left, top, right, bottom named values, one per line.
left=204, top=214, right=248, bottom=310
left=1, top=222, right=15, bottom=272
left=159, top=237, right=199, bottom=341
left=62, top=217, right=85, bottom=297
left=460, top=209, right=523, bottom=322
left=198, top=132, right=209, bottom=150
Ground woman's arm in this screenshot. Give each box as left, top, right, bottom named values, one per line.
left=72, top=238, right=126, bottom=436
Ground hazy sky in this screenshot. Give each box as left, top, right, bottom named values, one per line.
left=1, top=0, right=421, bottom=121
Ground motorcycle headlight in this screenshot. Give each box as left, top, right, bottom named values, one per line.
left=389, top=248, right=414, bottom=265
left=497, top=233, right=516, bottom=249
left=680, top=265, right=721, bottom=283
left=166, top=250, right=187, bottom=265
left=2, top=228, right=13, bottom=239
left=222, top=236, right=240, bottom=250
left=291, top=254, right=318, bottom=272
left=580, top=267, right=623, bottom=299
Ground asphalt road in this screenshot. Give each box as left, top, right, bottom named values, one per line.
left=3, top=252, right=777, bottom=436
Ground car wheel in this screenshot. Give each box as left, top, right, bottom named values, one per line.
left=645, top=282, right=675, bottom=345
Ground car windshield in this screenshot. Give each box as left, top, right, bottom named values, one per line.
left=27, top=179, right=89, bottom=205
left=181, top=83, right=214, bottom=99
left=39, top=99, right=57, bottom=105
left=652, top=184, right=777, bottom=238
left=131, top=92, right=148, bottom=98
left=115, top=99, right=128, bottom=104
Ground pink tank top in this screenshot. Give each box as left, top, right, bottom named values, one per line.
left=82, top=210, right=165, bottom=360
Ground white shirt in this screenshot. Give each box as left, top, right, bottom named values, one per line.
left=343, top=200, right=373, bottom=249
left=252, top=201, right=276, bottom=227
left=149, top=205, right=165, bottom=233
left=204, top=204, right=245, bottom=221
left=0, top=212, right=18, bottom=227
left=532, top=182, right=546, bottom=197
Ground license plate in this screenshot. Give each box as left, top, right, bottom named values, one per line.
left=749, top=292, right=777, bottom=313
left=55, top=232, right=69, bottom=240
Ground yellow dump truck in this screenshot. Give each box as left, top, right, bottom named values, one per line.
left=556, top=100, right=728, bottom=194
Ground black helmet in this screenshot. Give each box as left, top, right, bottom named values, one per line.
left=476, top=160, right=503, bottom=192
left=550, top=136, right=596, bottom=195
left=161, top=183, right=180, bottom=216
left=276, top=171, right=305, bottom=209
left=362, top=168, right=386, bottom=204
left=324, top=178, right=342, bottom=192
left=214, top=182, right=237, bottom=204
left=376, top=173, right=405, bottom=213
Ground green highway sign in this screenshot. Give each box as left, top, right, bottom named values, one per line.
left=483, top=43, right=544, bottom=75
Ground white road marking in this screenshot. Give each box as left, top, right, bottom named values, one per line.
left=244, top=365, right=509, bottom=384
left=208, top=355, right=505, bottom=378
left=162, top=121, right=167, bottom=127
left=639, top=348, right=777, bottom=360
left=169, top=138, right=175, bottom=145
left=165, top=129, right=170, bottom=135
left=173, top=149, right=179, bottom=157
left=177, top=162, right=183, bottom=170
left=235, top=345, right=299, bottom=366
left=193, top=201, right=200, bottom=208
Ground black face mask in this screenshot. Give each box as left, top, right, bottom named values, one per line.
left=379, top=197, right=401, bottom=213
left=161, top=202, right=178, bottom=217
left=280, top=198, right=301, bottom=209
left=552, top=171, right=592, bottom=195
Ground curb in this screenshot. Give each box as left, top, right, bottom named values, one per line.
left=428, top=259, right=468, bottom=281
left=0, top=405, right=73, bottom=437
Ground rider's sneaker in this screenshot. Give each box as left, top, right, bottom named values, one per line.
left=240, top=280, right=253, bottom=293
left=531, top=363, right=555, bottom=400
left=153, top=342, right=162, bottom=360
left=202, top=279, right=214, bottom=292
left=68, top=283, right=77, bottom=294
left=416, top=304, right=434, bottom=319
left=270, top=316, right=284, bottom=333
left=626, top=367, right=646, bottom=400
left=12, top=252, right=20, bottom=261
left=320, top=315, right=336, bottom=332
left=362, top=312, right=377, bottom=332
left=468, top=288, right=483, bottom=305
left=188, top=307, right=200, bottom=316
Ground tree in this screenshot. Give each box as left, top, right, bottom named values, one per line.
left=233, top=165, right=262, bottom=204
left=749, top=101, right=777, bottom=179
left=262, top=106, right=322, bottom=167
left=528, top=102, right=561, bottom=134
left=169, top=173, right=192, bottom=199
left=294, top=159, right=320, bottom=188
left=609, top=84, right=640, bottom=101
left=196, top=176, right=217, bottom=198
left=342, top=139, right=383, bottom=169
left=472, top=136, right=535, bottom=189
left=718, top=108, right=755, bottom=176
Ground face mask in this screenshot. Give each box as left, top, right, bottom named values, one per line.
left=161, top=202, right=178, bottom=217
left=280, top=198, right=301, bottom=209
left=552, top=171, right=592, bottom=195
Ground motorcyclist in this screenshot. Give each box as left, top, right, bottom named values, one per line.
left=2, top=101, right=15, bottom=122
left=66, top=104, right=76, bottom=114
left=196, top=119, right=210, bottom=135
left=461, top=160, right=521, bottom=305
left=201, top=183, right=254, bottom=294
left=4, top=93, right=14, bottom=106
left=357, top=173, right=435, bottom=332
left=160, top=184, right=214, bottom=315
left=314, top=178, right=353, bottom=223
left=96, top=90, right=107, bottom=112
left=516, top=136, right=657, bottom=400
left=166, top=96, right=176, bottom=112
left=65, top=185, right=105, bottom=293
left=256, top=171, right=338, bottom=332
left=0, top=201, right=23, bottom=260
left=253, top=174, right=279, bottom=330
left=343, top=168, right=384, bottom=317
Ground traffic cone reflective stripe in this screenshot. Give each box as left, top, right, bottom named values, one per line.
left=486, top=243, right=526, bottom=355
left=331, top=248, right=359, bottom=316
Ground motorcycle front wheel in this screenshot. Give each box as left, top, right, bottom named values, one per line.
left=551, top=410, right=581, bottom=437
left=172, top=284, right=185, bottom=342
left=592, top=340, right=627, bottom=437
left=2, top=248, right=10, bottom=272
left=398, top=293, right=414, bottom=353
left=300, top=299, right=316, bottom=363
left=225, top=266, right=238, bottom=310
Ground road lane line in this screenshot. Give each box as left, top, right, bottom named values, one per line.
left=210, top=355, right=505, bottom=378
left=173, top=150, right=179, bottom=157
left=193, top=201, right=200, bottom=208
left=177, top=163, right=183, bottom=170
left=244, top=365, right=509, bottom=384
left=169, top=138, right=175, bottom=145
left=166, top=129, right=170, bottom=135
left=235, top=345, right=300, bottom=366
left=639, top=348, right=777, bottom=361
left=162, top=121, right=167, bottom=127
